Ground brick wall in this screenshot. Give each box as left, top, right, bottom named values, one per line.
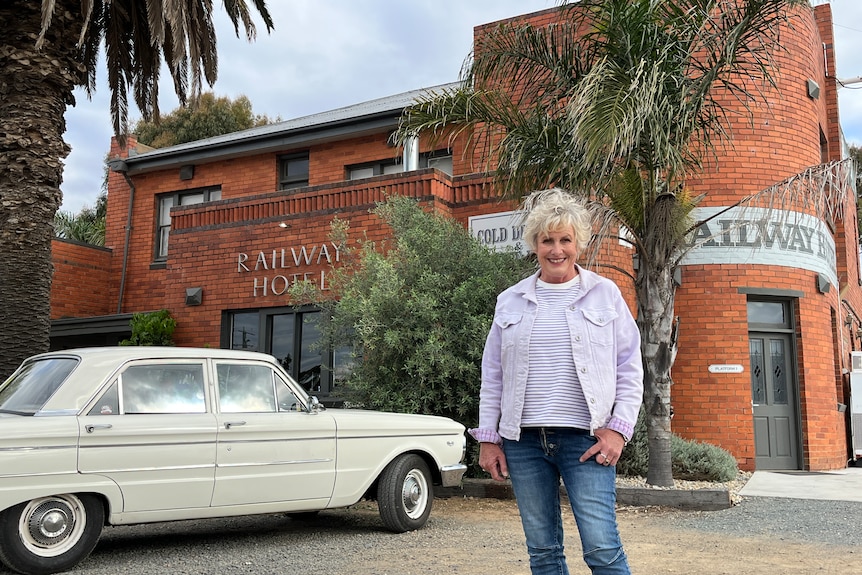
left=51, top=239, right=114, bottom=318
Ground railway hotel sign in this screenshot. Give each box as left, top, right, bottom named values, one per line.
left=237, top=242, right=342, bottom=297
left=470, top=206, right=837, bottom=289
left=683, top=207, right=837, bottom=287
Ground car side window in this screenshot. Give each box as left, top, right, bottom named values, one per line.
left=87, top=381, right=120, bottom=416
left=121, top=364, right=206, bottom=414
left=217, top=364, right=277, bottom=413
left=275, top=373, right=304, bottom=412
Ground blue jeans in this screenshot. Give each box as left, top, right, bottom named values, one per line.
left=503, top=427, right=630, bottom=575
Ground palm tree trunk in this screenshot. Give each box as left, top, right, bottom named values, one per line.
left=636, top=253, right=678, bottom=488
left=0, top=2, right=83, bottom=378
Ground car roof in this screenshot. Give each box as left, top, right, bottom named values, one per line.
left=32, top=346, right=276, bottom=363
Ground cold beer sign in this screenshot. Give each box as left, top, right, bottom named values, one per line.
left=469, top=211, right=528, bottom=255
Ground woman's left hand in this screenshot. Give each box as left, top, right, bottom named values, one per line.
left=579, top=428, right=626, bottom=466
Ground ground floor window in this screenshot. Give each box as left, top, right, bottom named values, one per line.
left=223, top=307, right=353, bottom=403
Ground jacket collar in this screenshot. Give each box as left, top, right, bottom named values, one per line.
left=515, top=264, right=600, bottom=304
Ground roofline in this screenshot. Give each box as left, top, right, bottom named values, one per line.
left=119, top=82, right=462, bottom=176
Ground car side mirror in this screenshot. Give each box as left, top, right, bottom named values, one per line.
left=308, top=395, right=325, bottom=413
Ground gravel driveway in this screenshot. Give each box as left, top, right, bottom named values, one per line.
left=5, top=494, right=858, bottom=575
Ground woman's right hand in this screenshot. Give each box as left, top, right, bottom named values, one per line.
left=479, top=442, right=509, bottom=481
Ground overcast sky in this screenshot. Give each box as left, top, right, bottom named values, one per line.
left=59, top=0, right=862, bottom=214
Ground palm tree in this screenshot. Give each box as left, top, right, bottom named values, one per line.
left=396, top=0, right=822, bottom=486
left=0, top=1, right=273, bottom=378
left=54, top=192, right=108, bottom=246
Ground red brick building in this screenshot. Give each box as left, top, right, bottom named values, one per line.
left=51, top=4, right=859, bottom=472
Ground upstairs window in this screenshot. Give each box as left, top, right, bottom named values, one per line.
left=278, top=152, right=310, bottom=190
left=425, top=151, right=453, bottom=175
left=156, top=186, right=221, bottom=261
left=347, top=149, right=452, bottom=181
left=348, top=159, right=404, bottom=180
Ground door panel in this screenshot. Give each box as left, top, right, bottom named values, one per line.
left=749, top=333, right=799, bottom=469
left=78, top=413, right=218, bottom=511
left=77, top=361, right=217, bottom=512
left=210, top=361, right=336, bottom=507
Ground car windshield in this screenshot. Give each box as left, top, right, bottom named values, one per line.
left=0, top=358, right=79, bottom=415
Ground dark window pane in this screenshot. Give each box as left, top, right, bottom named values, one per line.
left=286, top=158, right=309, bottom=178
left=271, top=314, right=296, bottom=373
left=231, top=313, right=259, bottom=351
left=749, top=339, right=765, bottom=404
left=332, top=344, right=356, bottom=392
left=770, top=339, right=787, bottom=405
left=299, top=312, right=322, bottom=392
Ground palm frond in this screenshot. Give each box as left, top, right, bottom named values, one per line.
left=42, top=0, right=274, bottom=143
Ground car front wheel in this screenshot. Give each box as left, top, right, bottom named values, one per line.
left=377, top=454, right=433, bottom=533
left=0, top=494, right=104, bottom=575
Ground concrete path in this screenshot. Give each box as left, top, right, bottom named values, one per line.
left=739, top=466, right=862, bottom=502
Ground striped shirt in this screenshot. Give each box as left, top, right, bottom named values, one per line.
left=520, top=275, right=591, bottom=430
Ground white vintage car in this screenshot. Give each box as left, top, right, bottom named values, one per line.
left=0, top=347, right=467, bottom=575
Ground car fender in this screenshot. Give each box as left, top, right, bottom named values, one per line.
left=328, top=427, right=465, bottom=508
left=0, top=473, right=123, bottom=519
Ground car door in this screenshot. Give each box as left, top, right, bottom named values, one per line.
left=210, top=360, right=337, bottom=508
left=77, top=360, right=218, bottom=512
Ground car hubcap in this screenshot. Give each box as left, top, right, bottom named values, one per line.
left=19, top=495, right=86, bottom=557
left=401, top=469, right=428, bottom=519
left=28, top=500, right=73, bottom=545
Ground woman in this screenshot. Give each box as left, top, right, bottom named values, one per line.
left=470, top=188, right=643, bottom=575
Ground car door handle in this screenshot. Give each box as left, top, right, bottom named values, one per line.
left=85, top=424, right=113, bottom=433
left=224, top=421, right=247, bottom=429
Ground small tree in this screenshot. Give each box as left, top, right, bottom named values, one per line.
left=132, top=92, right=279, bottom=148
left=293, top=195, right=535, bottom=473
left=120, top=310, right=176, bottom=346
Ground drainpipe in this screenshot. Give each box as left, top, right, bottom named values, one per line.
left=108, top=159, right=134, bottom=315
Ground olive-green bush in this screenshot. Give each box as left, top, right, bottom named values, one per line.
left=119, top=309, right=176, bottom=346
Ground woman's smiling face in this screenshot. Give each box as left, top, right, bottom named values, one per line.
left=536, top=226, right=579, bottom=284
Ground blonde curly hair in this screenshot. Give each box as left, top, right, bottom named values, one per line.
left=520, top=188, right=591, bottom=253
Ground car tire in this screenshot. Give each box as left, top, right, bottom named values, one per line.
left=0, top=494, right=104, bottom=575
left=377, top=453, right=433, bottom=533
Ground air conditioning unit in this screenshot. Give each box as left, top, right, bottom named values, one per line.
left=852, top=351, right=862, bottom=372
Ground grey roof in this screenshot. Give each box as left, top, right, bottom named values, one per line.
left=121, top=81, right=462, bottom=174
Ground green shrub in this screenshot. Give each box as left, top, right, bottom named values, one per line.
left=120, top=310, right=176, bottom=346
left=616, top=411, right=650, bottom=478
left=618, top=409, right=738, bottom=482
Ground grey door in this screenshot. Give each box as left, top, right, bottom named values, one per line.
left=749, top=333, right=800, bottom=469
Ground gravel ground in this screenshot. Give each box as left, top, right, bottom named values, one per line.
left=618, top=471, right=862, bottom=546
left=3, top=475, right=860, bottom=574
left=657, top=496, right=862, bottom=546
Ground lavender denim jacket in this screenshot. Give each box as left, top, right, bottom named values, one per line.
left=469, top=267, right=644, bottom=445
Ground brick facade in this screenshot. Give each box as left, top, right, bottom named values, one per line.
left=51, top=3, right=859, bottom=472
